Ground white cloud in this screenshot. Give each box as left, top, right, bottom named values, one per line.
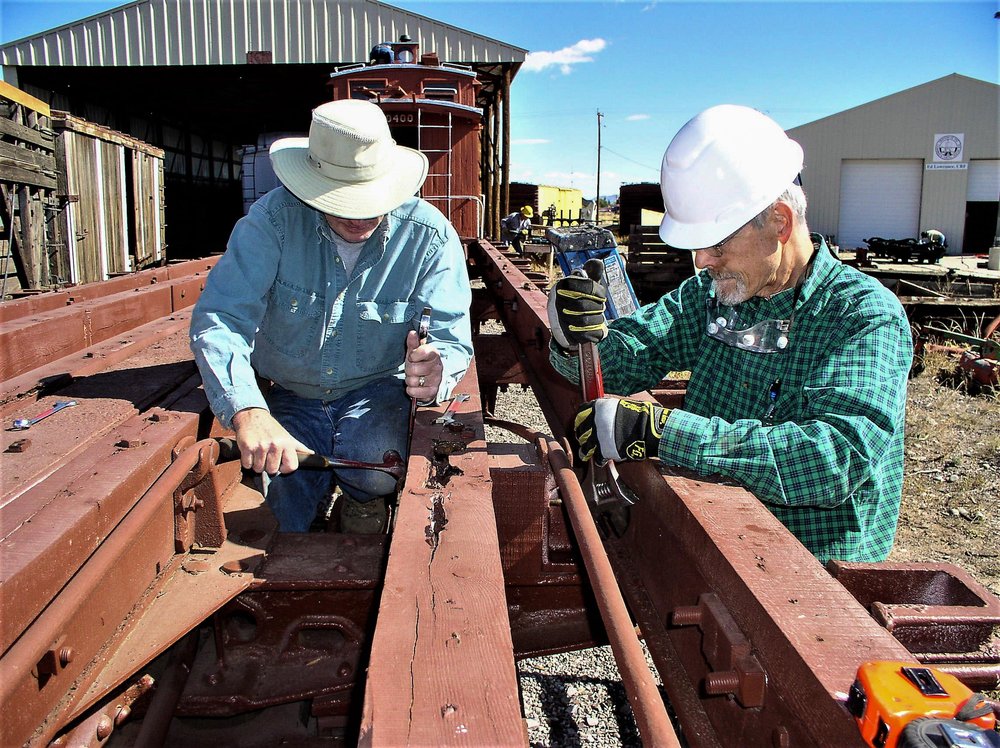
left=626, top=114, right=650, bottom=121
left=512, top=138, right=551, bottom=145
left=523, top=38, right=607, bottom=75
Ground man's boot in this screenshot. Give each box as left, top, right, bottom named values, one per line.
left=339, top=495, right=388, bottom=534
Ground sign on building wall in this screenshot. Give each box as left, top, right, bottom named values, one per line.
left=927, top=133, right=967, bottom=170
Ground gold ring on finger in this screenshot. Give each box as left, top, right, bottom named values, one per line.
left=418, top=376, right=426, bottom=387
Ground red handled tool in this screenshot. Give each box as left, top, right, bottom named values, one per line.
left=575, top=259, right=638, bottom=537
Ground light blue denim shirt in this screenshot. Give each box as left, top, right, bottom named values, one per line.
left=190, top=187, right=473, bottom=429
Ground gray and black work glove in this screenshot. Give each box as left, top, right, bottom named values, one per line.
left=546, top=267, right=608, bottom=352
left=573, top=397, right=669, bottom=463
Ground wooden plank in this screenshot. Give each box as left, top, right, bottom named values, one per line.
left=51, top=111, right=164, bottom=157
left=0, top=80, right=50, bottom=116
left=0, top=140, right=57, bottom=172
left=360, top=359, right=525, bottom=747
left=0, top=162, right=58, bottom=190
left=0, top=116, right=54, bottom=150
left=0, top=284, right=175, bottom=381
left=17, top=186, right=41, bottom=288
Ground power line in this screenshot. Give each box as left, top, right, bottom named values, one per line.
left=600, top=146, right=659, bottom=173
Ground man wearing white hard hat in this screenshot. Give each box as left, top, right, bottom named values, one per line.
left=547, top=105, right=912, bottom=563
left=191, top=99, right=473, bottom=533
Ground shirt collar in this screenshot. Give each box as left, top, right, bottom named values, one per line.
left=315, top=213, right=391, bottom=254
left=797, top=233, right=839, bottom=305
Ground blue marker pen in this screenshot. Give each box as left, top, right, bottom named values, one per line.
left=763, top=378, right=781, bottom=425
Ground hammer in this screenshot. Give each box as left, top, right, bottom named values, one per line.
left=215, top=437, right=405, bottom=482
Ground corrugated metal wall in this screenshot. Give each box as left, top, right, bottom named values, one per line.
left=0, top=0, right=525, bottom=68
left=787, top=74, right=1000, bottom=252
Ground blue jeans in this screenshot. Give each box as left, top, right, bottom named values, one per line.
left=261, top=376, right=410, bottom=531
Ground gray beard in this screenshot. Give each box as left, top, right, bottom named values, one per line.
left=712, top=275, right=749, bottom=306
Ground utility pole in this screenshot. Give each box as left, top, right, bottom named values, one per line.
left=595, top=110, right=602, bottom=225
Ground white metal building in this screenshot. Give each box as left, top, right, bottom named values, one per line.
left=787, top=74, right=999, bottom=254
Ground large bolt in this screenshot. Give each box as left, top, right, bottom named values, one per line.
left=704, top=670, right=740, bottom=696
left=59, top=647, right=74, bottom=667
left=671, top=605, right=702, bottom=626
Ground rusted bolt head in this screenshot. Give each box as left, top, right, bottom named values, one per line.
left=96, top=714, right=114, bottom=740
left=221, top=560, right=245, bottom=574
left=59, top=647, right=74, bottom=666
left=5, top=439, right=31, bottom=453
left=114, top=705, right=131, bottom=725
left=772, top=726, right=790, bottom=748
left=150, top=412, right=172, bottom=422
left=116, top=439, right=142, bottom=449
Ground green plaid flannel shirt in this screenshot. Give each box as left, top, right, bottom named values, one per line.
left=551, top=238, right=912, bottom=563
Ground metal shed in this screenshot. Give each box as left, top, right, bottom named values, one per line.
left=787, top=74, right=1000, bottom=254
left=1, top=0, right=526, bottom=255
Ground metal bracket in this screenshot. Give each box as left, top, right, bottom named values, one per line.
left=672, top=592, right=767, bottom=708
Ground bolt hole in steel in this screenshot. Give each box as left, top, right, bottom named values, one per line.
left=295, top=627, right=347, bottom=653
left=224, top=612, right=258, bottom=644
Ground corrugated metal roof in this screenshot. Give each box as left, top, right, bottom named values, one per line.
left=0, top=0, right=526, bottom=67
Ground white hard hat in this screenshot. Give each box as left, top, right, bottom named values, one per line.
left=658, top=104, right=803, bottom=250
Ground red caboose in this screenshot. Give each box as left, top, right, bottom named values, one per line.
left=327, top=38, right=483, bottom=239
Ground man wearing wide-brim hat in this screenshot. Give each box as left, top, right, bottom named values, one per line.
left=191, top=99, right=473, bottom=533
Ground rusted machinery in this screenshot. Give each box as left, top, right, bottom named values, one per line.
left=2, top=245, right=999, bottom=747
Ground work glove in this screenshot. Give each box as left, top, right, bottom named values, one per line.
left=547, top=261, right=608, bottom=352
left=573, top=397, right=669, bottom=463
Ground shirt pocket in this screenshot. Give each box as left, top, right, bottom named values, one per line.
left=355, top=299, right=414, bottom=374
left=260, top=280, right=324, bottom=358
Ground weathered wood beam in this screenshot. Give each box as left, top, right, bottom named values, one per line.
left=360, top=359, right=525, bottom=746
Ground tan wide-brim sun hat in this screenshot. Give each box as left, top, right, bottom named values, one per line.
left=269, top=99, right=429, bottom=219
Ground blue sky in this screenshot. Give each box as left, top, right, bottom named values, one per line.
left=2, top=0, right=997, bottom=198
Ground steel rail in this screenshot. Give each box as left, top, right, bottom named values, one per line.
left=545, top=437, right=681, bottom=747
left=0, top=438, right=220, bottom=745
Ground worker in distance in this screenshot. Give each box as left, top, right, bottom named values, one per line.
left=190, top=99, right=473, bottom=534
left=547, top=104, right=912, bottom=563
left=500, top=204, right=534, bottom=255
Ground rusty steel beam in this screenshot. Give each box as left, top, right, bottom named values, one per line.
left=0, top=278, right=197, bottom=381
left=0, top=257, right=219, bottom=325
